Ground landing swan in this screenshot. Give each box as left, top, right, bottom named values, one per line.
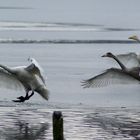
left=81, top=52, right=140, bottom=88
left=0, top=58, right=49, bottom=102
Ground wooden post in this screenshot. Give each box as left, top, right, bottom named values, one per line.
left=53, top=111, right=64, bottom=140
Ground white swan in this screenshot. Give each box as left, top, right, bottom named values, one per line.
left=113, top=35, right=140, bottom=67
left=81, top=52, right=140, bottom=88
left=0, top=57, right=49, bottom=102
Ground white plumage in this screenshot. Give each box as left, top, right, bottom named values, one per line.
left=116, top=52, right=140, bottom=67
left=82, top=52, right=140, bottom=88
left=81, top=68, right=140, bottom=88
left=0, top=58, right=49, bottom=102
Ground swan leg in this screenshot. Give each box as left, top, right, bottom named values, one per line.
left=24, top=91, right=34, bottom=100
left=12, top=91, right=34, bottom=102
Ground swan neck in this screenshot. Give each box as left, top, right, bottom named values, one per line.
left=0, top=64, right=15, bottom=74
left=112, top=55, right=126, bottom=70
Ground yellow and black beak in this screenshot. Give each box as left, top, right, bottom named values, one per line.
left=128, top=35, right=138, bottom=41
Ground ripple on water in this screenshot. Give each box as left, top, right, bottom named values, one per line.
left=0, top=101, right=139, bottom=139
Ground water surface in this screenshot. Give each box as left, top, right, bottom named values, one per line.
left=0, top=0, right=140, bottom=139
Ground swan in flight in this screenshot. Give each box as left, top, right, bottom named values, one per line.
left=113, top=35, right=140, bottom=67
left=0, top=57, right=49, bottom=102
left=81, top=52, right=140, bottom=88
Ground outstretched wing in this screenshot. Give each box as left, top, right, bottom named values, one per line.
left=26, top=57, right=46, bottom=84
left=81, top=68, right=140, bottom=88
left=0, top=68, right=25, bottom=91
left=116, top=52, right=140, bottom=67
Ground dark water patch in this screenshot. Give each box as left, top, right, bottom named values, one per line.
left=0, top=6, right=32, bottom=10
left=0, top=21, right=102, bottom=27
left=84, top=108, right=140, bottom=139
left=1, top=21, right=140, bottom=32
left=0, top=39, right=137, bottom=44
left=105, top=27, right=140, bottom=32
left=1, top=121, right=49, bottom=140
left=0, top=107, right=51, bottom=140
left=52, top=22, right=103, bottom=27
left=0, top=105, right=140, bottom=139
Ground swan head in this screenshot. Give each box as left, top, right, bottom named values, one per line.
left=128, top=35, right=139, bottom=41
left=102, top=52, right=114, bottom=58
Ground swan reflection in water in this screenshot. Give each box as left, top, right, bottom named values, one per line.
left=1, top=121, right=49, bottom=140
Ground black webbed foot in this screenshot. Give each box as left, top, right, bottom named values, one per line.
left=12, top=92, right=34, bottom=103
left=12, top=96, right=26, bottom=102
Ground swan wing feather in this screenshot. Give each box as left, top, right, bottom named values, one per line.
left=116, top=53, right=139, bottom=67
left=0, top=68, right=25, bottom=91
left=26, top=59, right=46, bottom=84
left=81, top=68, right=140, bottom=88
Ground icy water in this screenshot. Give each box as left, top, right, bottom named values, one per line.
left=1, top=102, right=140, bottom=140
left=0, top=0, right=140, bottom=139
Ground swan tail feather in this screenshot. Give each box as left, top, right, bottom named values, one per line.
left=36, top=86, right=49, bottom=100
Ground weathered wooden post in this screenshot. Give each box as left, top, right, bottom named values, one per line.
left=53, top=111, right=64, bottom=140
